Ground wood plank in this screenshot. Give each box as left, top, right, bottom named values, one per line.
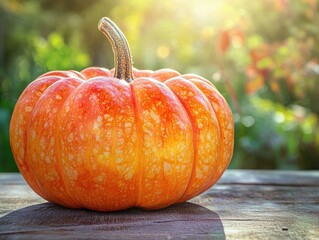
left=218, top=170, right=319, bottom=186
left=0, top=202, right=225, bottom=240
left=0, top=170, right=318, bottom=239
left=0, top=173, right=45, bottom=219
left=196, top=184, right=319, bottom=239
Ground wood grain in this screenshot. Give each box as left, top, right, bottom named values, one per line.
left=0, top=170, right=318, bottom=239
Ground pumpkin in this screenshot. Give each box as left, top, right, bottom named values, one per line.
left=10, top=17, right=234, bottom=211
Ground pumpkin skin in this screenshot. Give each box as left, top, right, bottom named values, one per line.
left=9, top=18, right=234, bottom=211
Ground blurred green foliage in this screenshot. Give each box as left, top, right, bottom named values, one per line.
left=1, top=0, right=319, bottom=171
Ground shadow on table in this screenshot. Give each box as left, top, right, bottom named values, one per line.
left=0, top=202, right=225, bottom=239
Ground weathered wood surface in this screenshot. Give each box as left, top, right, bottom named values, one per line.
left=0, top=170, right=318, bottom=239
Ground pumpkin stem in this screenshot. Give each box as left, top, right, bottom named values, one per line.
left=98, top=17, right=133, bottom=82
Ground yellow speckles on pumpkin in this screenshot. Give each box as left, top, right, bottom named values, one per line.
left=18, top=148, right=24, bottom=160
left=198, top=122, right=204, bottom=129
left=164, top=162, right=172, bottom=173
left=17, top=127, right=23, bottom=137
left=45, top=171, right=58, bottom=182
left=40, top=137, right=45, bottom=147
left=144, top=140, right=151, bottom=148
left=217, top=165, right=224, bottom=174
left=67, top=153, right=75, bottom=161
left=35, top=91, right=42, bottom=97
left=96, top=173, right=106, bottom=182
left=115, top=148, right=123, bottom=156
left=178, top=90, right=188, bottom=96
left=104, top=145, right=111, bottom=152
left=40, top=86, right=46, bottom=92
left=55, top=94, right=62, bottom=100
left=91, top=163, right=97, bottom=171
left=45, top=156, right=51, bottom=163
left=103, top=114, right=113, bottom=122
left=25, top=106, right=33, bottom=112
left=143, top=126, right=154, bottom=136
left=116, top=157, right=123, bottom=163
left=65, top=167, right=78, bottom=181
left=89, top=94, right=97, bottom=103
left=103, top=151, right=110, bottom=158
left=93, top=148, right=98, bottom=154
left=123, top=167, right=134, bottom=181
left=175, top=119, right=187, bottom=131
left=116, top=165, right=134, bottom=181
left=145, top=167, right=155, bottom=179
left=177, top=156, right=184, bottom=163
left=95, top=133, right=101, bottom=141
left=116, top=129, right=124, bottom=139
left=192, top=109, right=199, bottom=115
left=188, top=91, right=195, bottom=97
left=196, top=168, right=203, bottom=179
left=206, top=132, right=212, bottom=140
left=142, top=109, right=149, bottom=116
left=29, top=130, right=36, bottom=140
left=93, top=116, right=103, bottom=130
left=149, top=109, right=160, bottom=124
left=67, top=133, right=74, bottom=142
left=212, top=102, right=219, bottom=111
left=80, top=133, right=85, bottom=140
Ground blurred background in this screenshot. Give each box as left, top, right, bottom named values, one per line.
left=1, top=0, right=319, bottom=171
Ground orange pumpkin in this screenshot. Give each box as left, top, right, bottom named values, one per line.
left=10, top=17, right=234, bottom=211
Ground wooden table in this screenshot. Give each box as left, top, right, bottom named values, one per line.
left=0, top=170, right=318, bottom=239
